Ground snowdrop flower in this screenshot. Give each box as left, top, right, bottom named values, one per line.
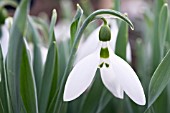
left=54, top=20, right=70, bottom=42
left=40, top=46, right=48, bottom=64
left=63, top=23, right=146, bottom=105
left=0, top=17, right=13, bottom=59
left=75, top=19, right=131, bottom=65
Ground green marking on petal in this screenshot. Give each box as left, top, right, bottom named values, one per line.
left=105, top=63, right=109, bottom=68
left=99, top=62, right=104, bottom=68
left=100, top=48, right=109, bottom=58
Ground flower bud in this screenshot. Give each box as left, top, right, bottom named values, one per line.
left=99, top=25, right=111, bottom=42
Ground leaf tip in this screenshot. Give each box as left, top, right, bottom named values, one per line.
left=76, top=4, right=83, bottom=13
left=164, top=3, right=168, bottom=7
left=52, top=9, right=57, bottom=18
left=123, top=13, right=134, bottom=30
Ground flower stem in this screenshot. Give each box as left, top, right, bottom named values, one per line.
left=54, top=9, right=134, bottom=113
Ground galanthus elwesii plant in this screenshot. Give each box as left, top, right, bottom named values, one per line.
left=63, top=20, right=146, bottom=105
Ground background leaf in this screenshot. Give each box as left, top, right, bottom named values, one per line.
left=158, top=3, right=169, bottom=59
left=70, top=4, right=83, bottom=46
left=28, top=16, right=43, bottom=92
left=152, top=0, right=166, bottom=71
left=6, top=0, right=29, bottom=112
left=49, top=9, right=57, bottom=45
left=0, top=45, right=9, bottom=113
left=38, top=42, right=58, bottom=113
left=20, top=40, right=38, bottom=113
left=145, top=49, right=170, bottom=113
left=78, top=71, right=104, bottom=113
left=115, top=21, right=128, bottom=61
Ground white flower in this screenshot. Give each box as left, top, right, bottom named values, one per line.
left=54, top=20, right=70, bottom=42
left=0, top=17, right=13, bottom=59
left=63, top=23, right=146, bottom=105
left=75, top=19, right=132, bottom=64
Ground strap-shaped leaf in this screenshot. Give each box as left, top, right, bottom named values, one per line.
left=28, top=17, right=43, bottom=92
left=79, top=72, right=104, bottom=113
left=47, top=32, right=59, bottom=112
left=20, top=40, right=38, bottom=113
left=115, top=21, right=128, bottom=60
left=38, top=42, right=58, bottom=113
left=152, top=0, right=166, bottom=70
left=47, top=9, right=59, bottom=112
left=0, top=46, right=9, bottom=113
left=145, top=49, right=170, bottom=112
left=49, top=9, right=57, bottom=44
left=70, top=4, right=83, bottom=45
left=159, top=3, right=169, bottom=59
left=6, top=0, right=29, bottom=112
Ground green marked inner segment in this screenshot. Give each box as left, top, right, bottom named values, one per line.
left=100, top=47, right=109, bottom=58
left=99, top=62, right=109, bottom=68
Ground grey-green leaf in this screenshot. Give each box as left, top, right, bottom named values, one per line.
left=27, top=16, right=43, bottom=92
left=38, top=42, right=58, bottom=113
left=159, top=3, right=169, bottom=59
left=49, top=9, right=57, bottom=44
left=6, top=0, right=29, bottom=112
left=79, top=72, right=104, bottom=113
left=145, top=49, right=170, bottom=112
left=20, top=40, right=38, bottom=113
left=47, top=10, right=59, bottom=112
left=152, top=0, right=165, bottom=71
left=0, top=45, right=9, bottom=113
left=115, top=21, right=128, bottom=60
left=70, top=4, right=83, bottom=45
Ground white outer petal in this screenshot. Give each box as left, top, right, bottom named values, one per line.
left=100, top=66, right=124, bottom=99
left=109, top=47, right=146, bottom=105
left=28, top=43, right=34, bottom=64
left=0, top=25, right=9, bottom=59
left=75, top=27, right=100, bottom=64
left=63, top=47, right=100, bottom=101
left=40, top=46, right=48, bottom=65
left=126, top=43, right=132, bottom=62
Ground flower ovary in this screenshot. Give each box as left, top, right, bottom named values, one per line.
left=99, top=25, right=111, bottom=42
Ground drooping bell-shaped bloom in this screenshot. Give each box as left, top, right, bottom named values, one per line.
left=0, top=17, right=13, bottom=59
left=75, top=19, right=131, bottom=64
left=63, top=24, right=146, bottom=105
